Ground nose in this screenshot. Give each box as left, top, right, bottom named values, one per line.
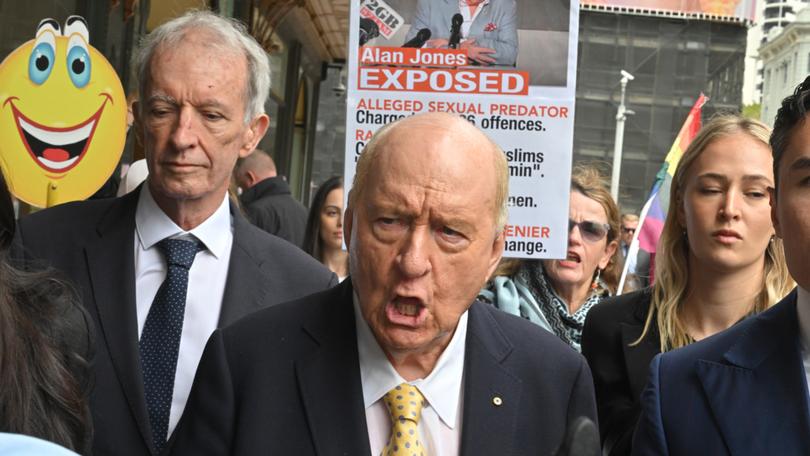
left=336, top=212, right=343, bottom=228
left=397, top=227, right=432, bottom=279
left=169, top=106, right=199, bottom=151
left=720, top=191, right=741, bottom=221
left=568, top=222, right=583, bottom=246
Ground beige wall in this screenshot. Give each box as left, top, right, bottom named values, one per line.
left=147, top=0, right=210, bottom=31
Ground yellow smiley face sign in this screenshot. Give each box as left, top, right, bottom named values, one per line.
left=0, top=16, right=126, bottom=207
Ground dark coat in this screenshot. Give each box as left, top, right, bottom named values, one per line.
left=632, top=290, right=810, bottom=456
left=14, top=188, right=337, bottom=456
left=171, top=279, right=599, bottom=456
left=581, top=289, right=659, bottom=456
left=240, top=176, right=308, bottom=248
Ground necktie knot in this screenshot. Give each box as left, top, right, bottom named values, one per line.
left=384, top=383, right=426, bottom=425
left=382, top=383, right=426, bottom=456
left=157, top=238, right=204, bottom=269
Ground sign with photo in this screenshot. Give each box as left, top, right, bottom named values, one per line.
left=345, top=0, right=580, bottom=259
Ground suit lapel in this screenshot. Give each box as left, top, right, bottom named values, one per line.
left=459, top=303, right=522, bottom=456
left=218, top=208, right=269, bottom=326
left=83, top=190, right=154, bottom=450
left=697, top=293, right=810, bottom=455
left=295, top=281, right=371, bottom=456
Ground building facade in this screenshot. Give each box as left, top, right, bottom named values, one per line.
left=576, top=10, right=747, bottom=211
left=760, top=8, right=810, bottom=125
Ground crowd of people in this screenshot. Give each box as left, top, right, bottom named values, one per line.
left=3, top=8, right=810, bottom=456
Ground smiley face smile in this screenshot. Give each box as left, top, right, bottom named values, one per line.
left=7, top=95, right=107, bottom=174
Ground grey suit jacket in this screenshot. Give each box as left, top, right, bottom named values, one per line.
left=14, top=187, right=337, bottom=456
left=170, top=279, right=598, bottom=455
left=404, top=0, right=518, bottom=66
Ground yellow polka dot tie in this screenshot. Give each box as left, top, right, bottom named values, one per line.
left=382, top=383, right=426, bottom=456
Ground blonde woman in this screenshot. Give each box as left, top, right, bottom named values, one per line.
left=480, top=164, right=621, bottom=352
left=581, top=115, right=794, bottom=456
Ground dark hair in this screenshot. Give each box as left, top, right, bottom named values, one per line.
left=0, top=173, right=93, bottom=452
left=770, top=75, right=810, bottom=187
left=303, top=176, right=343, bottom=262
left=0, top=173, right=14, bottom=251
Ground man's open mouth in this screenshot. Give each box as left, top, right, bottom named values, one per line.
left=8, top=97, right=107, bottom=173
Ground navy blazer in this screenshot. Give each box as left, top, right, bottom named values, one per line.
left=14, top=188, right=337, bottom=456
left=632, top=290, right=810, bottom=456
left=171, top=279, right=598, bottom=456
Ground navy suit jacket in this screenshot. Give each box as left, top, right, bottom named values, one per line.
left=632, top=290, right=810, bottom=456
left=171, top=279, right=598, bottom=455
left=14, top=188, right=337, bottom=456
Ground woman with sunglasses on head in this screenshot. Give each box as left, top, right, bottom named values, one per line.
left=480, top=163, right=621, bottom=352
left=581, top=115, right=794, bottom=456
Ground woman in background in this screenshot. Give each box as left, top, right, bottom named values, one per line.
left=0, top=172, right=94, bottom=454
left=480, top=164, right=620, bottom=352
left=303, top=176, right=349, bottom=281
left=582, top=115, right=794, bottom=456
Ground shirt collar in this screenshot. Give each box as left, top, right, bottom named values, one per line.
left=135, top=184, right=233, bottom=258
left=797, top=287, right=810, bottom=352
left=353, top=292, right=467, bottom=429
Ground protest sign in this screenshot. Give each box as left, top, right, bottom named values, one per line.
left=345, top=0, right=579, bottom=258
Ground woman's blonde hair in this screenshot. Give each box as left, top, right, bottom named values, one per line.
left=493, top=163, right=621, bottom=294
left=636, top=114, right=794, bottom=352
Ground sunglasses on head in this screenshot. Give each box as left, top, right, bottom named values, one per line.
left=568, top=219, right=611, bottom=243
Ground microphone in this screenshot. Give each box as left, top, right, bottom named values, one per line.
left=402, top=28, right=431, bottom=48
left=359, top=18, right=379, bottom=47
left=556, top=417, right=599, bottom=456
left=448, top=13, right=463, bottom=49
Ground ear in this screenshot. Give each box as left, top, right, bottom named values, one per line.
left=245, top=171, right=258, bottom=188
left=239, top=114, right=270, bottom=158
left=599, top=239, right=619, bottom=270
left=484, top=231, right=506, bottom=280
left=770, top=187, right=783, bottom=239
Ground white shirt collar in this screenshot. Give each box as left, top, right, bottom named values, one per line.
left=797, top=287, right=810, bottom=351
left=135, top=184, right=232, bottom=258
left=353, top=293, right=468, bottom=429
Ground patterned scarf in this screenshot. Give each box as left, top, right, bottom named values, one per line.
left=519, top=261, right=609, bottom=352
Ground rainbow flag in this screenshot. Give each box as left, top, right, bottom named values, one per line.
left=620, top=94, right=707, bottom=290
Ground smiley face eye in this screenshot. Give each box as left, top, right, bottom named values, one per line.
left=66, top=43, right=91, bottom=88
left=28, top=41, right=55, bottom=85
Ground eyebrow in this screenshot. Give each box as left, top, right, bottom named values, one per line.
left=146, top=94, right=178, bottom=106
left=789, top=157, right=810, bottom=172
left=145, top=95, right=227, bottom=111
left=696, top=173, right=772, bottom=183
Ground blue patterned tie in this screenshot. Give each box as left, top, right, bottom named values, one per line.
left=139, top=237, right=204, bottom=453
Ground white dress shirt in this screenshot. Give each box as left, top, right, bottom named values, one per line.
left=354, top=295, right=467, bottom=456
left=134, top=186, right=233, bottom=436
left=458, top=0, right=490, bottom=39
left=796, top=286, right=810, bottom=395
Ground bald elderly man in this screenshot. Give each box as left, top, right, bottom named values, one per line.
left=171, top=113, right=597, bottom=455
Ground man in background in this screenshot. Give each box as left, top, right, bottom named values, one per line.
left=234, top=150, right=308, bottom=248
left=619, top=213, right=638, bottom=259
